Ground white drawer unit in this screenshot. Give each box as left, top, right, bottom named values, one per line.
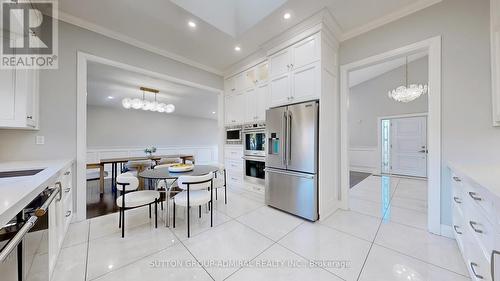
left=224, top=147, right=243, bottom=160
left=450, top=166, right=500, bottom=281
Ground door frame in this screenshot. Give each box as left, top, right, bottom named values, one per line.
left=377, top=113, right=428, bottom=177
left=76, top=52, right=224, bottom=221
left=340, top=36, right=442, bottom=235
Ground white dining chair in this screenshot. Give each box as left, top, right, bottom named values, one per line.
left=116, top=173, right=160, bottom=238
left=213, top=164, right=227, bottom=204
left=172, top=172, right=214, bottom=238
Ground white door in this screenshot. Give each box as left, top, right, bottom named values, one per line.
left=390, top=116, right=427, bottom=177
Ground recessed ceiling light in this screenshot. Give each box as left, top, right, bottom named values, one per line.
left=212, top=111, right=216, bottom=114
left=234, top=46, right=241, bottom=52
left=283, top=13, right=291, bottom=20
left=188, top=21, right=196, bottom=28
left=107, top=96, right=114, bottom=99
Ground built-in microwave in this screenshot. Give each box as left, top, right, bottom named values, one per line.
left=225, top=125, right=242, bottom=144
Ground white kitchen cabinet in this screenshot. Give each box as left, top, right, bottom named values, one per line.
left=224, top=146, right=244, bottom=190
left=243, top=68, right=256, bottom=90
left=233, top=73, right=244, bottom=93
left=268, top=34, right=320, bottom=107
left=256, top=62, right=269, bottom=84
left=244, top=88, right=257, bottom=122
left=224, top=76, right=236, bottom=94
left=255, top=84, right=268, bottom=121
left=0, top=68, right=39, bottom=129
left=492, top=0, right=500, bottom=126
left=225, top=93, right=245, bottom=125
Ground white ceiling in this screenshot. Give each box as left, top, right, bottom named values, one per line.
left=58, top=0, right=441, bottom=74
left=349, top=52, right=428, bottom=88
left=86, top=62, right=218, bottom=120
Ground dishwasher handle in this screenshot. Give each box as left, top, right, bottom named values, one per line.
left=0, top=216, right=37, bottom=262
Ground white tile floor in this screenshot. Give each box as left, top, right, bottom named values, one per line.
left=54, top=176, right=469, bottom=281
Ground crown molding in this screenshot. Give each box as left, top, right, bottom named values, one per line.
left=58, top=11, right=224, bottom=76
left=340, top=0, right=443, bottom=41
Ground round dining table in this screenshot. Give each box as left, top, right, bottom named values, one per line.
left=138, top=165, right=220, bottom=227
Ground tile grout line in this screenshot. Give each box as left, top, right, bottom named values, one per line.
left=84, top=220, right=91, bottom=281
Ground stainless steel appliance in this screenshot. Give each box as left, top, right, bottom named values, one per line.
left=265, top=101, right=319, bottom=221
left=243, top=123, right=266, bottom=157
left=225, top=125, right=242, bottom=144
left=0, top=186, right=61, bottom=281
left=243, top=155, right=266, bottom=185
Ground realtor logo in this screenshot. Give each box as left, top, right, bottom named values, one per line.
left=1, top=0, right=58, bottom=69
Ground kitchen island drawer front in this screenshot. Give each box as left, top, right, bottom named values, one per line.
left=452, top=203, right=466, bottom=253
left=462, top=227, right=492, bottom=281
left=464, top=196, right=496, bottom=262
left=455, top=174, right=495, bottom=223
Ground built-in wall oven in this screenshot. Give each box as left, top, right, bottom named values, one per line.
left=0, top=186, right=60, bottom=281
left=225, top=125, right=242, bottom=144
left=243, top=123, right=266, bottom=157
left=243, top=155, right=266, bottom=185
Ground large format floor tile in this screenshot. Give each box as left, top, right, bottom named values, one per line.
left=321, top=209, right=381, bottom=242
left=183, top=220, right=274, bottom=281
left=279, top=222, right=372, bottom=281
left=92, top=244, right=212, bottom=281
left=359, top=245, right=470, bottom=281
left=375, top=222, right=468, bottom=276
left=226, top=244, right=343, bottom=281
left=86, top=223, right=178, bottom=280
left=349, top=197, right=389, bottom=218
left=170, top=209, right=232, bottom=240
left=62, top=220, right=89, bottom=248
left=51, top=243, right=88, bottom=281
left=383, top=205, right=427, bottom=230
left=389, top=196, right=428, bottom=213
left=215, top=192, right=264, bottom=218
left=236, top=206, right=304, bottom=241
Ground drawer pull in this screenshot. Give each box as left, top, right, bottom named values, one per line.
left=470, top=262, right=484, bottom=279
left=453, top=225, right=463, bottom=235
left=453, top=197, right=462, bottom=204
left=64, top=188, right=71, bottom=193
left=469, top=192, right=483, bottom=201
left=65, top=211, right=72, bottom=217
left=64, top=171, right=71, bottom=176
left=453, top=176, right=461, bottom=182
left=469, top=221, right=483, bottom=234
left=492, top=250, right=499, bottom=281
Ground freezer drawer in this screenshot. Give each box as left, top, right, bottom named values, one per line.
left=265, top=168, right=318, bottom=221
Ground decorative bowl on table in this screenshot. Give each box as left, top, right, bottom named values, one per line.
left=168, top=163, right=194, bottom=172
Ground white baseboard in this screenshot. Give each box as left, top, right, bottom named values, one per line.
left=440, top=224, right=454, bottom=239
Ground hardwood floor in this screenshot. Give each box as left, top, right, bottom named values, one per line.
left=86, top=178, right=119, bottom=219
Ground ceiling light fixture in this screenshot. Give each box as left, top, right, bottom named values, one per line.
left=212, top=111, right=216, bottom=114
left=283, top=12, right=291, bottom=20
left=122, top=87, right=175, bottom=113
left=234, top=46, right=241, bottom=52
left=188, top=20, right=196, bottom=28
left=388, top=56, right=428, bottom=103
left=107, top=96, right=114, bottom=100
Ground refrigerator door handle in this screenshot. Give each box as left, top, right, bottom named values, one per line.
left=287, top=110, right=292, bottom=166
left=282, top=111, right=287, bottom=165
left=264, top=168, right=315, bottom=179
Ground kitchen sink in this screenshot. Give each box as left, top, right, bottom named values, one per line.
left=0, top=169, right=44, bottom=178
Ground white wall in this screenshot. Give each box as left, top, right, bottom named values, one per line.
left=340, top=0, right=498, bottom=226
left=0, top=21, right=223, bottom=161
left=349, top=57, right=428, bottom=147
left=87, top=105, right=218, bottom=148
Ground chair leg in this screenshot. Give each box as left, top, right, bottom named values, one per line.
left=121, top=208, right=125, bottom=238
left=149, top=204, right=152, bottom=218
left=173, top=202, right=176, bottom=228
left=224, top=185, right=227, bottom=204
left=154, top=199, right=158, bottom=228
left=199, top=205, right=201, bottom=218
left=119, top=208, right=121, bottom=228
left=215, top=188, right=218, bottom=200
left=187, top=206, right=190, bottom=238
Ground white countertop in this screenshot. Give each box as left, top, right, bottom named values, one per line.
left=0, top=159, right=74, bottom=227
left=448, top=161, right=500, bottom=199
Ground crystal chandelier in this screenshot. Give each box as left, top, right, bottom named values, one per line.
left=388, top=56, right=428, bottom=103
left=122, top=87, right=175, bottom=113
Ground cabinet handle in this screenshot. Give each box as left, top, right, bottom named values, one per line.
left=453, top=225, right=463, bottom=235
left=290, top=64, right=294, bottom=69
left=492, top=250, right=499, bottom=281
left=470, top=262, right=484, bottom=279
left=26, top=116, right=33, bottom=119
left=64, top=171, right=71, bottom=176
left=453, top=176, right=461, bottom=182
left=469, top=192, right=482, bottom=201
left=453, top=196, right=462, bottom=204
left=469, top=221, right=483, bottom=234
left=64, top=188, right=71, bottom=193
left=65, top=211, right=72, bottom=217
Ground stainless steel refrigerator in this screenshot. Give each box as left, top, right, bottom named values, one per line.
left=265, top=100, right=318, bottom=221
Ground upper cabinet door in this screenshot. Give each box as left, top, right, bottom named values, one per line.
left=0, top=69, right=17, bottom=123
left=269, top=49, right=291, bottom=78
left=233, top=92, right=246, bottom=124
left=255, top=84, right=268, bottom=121
left=224, top=77, right=235, bottom=94
left=256, top=62, right=269, bottom=84
left=233, top=73, right=244, bottom=93
left=243, top=68, right=257, bottom=90
left=224, top=95, right=235, bottom=124
left=244, top=88, right=257, bottom=122
left=269, top=72, right=291, bottom=107
left=291, top=62, right=320, bottom=102
left=291, top=34, right=319, bottom=70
